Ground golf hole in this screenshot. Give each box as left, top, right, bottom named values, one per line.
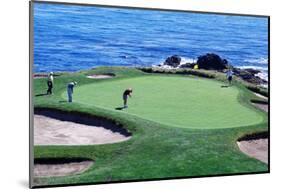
left=237, top=131, right=268, bottom=164
left=34, top=108, right=132, bottom=145
left=34, top=158, right=94, bottom=177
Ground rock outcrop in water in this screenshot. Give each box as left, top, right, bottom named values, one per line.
left=163, top=55, right=182, bottom=67
left=196, top=53, right=228, bottom=70
left=154, top=53, right=267, bottom=86
left=179, top=63, right=196, bottom=69
left=232, top=67, right=266, bottom=85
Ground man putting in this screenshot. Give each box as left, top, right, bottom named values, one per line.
left=123, top=88, right=133, bottom=108
left=67, top=81, right=77, bottom=102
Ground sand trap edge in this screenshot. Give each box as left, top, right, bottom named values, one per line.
left=237, top=131, right=268, bottom=164
left=254, top=92, right=268, bottom=100
left=34, top=108, right=132, bottom=145
left=34, top=158, right=94, bottom=177
left=33, top=74, right=61, bottom=79
left=86, top=73, right=115, bottom=79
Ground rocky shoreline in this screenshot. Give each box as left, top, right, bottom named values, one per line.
left=153, top=54, right=268, bottom=86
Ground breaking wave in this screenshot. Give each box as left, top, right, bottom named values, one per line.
left=243, top=57, right=268, bottom=65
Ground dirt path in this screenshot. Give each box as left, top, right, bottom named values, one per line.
left=34, top=110, right=131, bottom=145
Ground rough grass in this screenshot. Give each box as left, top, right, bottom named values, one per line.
left=33, top=67, right=268, bottom=187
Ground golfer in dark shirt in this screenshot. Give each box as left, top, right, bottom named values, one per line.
left=226, top=69, right=233, bottom=85
left=67, top=81, right=77, bottom=102
left=123, top=88, right=133, bottom=108
left=46, top=72, right=54, bottom=95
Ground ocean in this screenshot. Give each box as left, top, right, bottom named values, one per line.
left=33, top=3, right=269, bottom=80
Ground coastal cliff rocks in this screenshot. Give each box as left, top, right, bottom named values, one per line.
left=233, top=67, right=267, bottom=85
left=163, top=55, right=182, bottom=67
left=156, top=53, right=267, bottom=86
left=179, top=63, right=196, bottom=68
left=197, top=53, right=228, bottom=70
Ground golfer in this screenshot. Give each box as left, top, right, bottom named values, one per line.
left=46, top=72, right=54, bottom=95
left=67, top=81, right=77, bottom=102
left=123, top=88, right=133, bottom=108
left=226, top=69, right=233, bottom=85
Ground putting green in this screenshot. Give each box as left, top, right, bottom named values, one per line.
left=66, top=76, right=263, bottom=129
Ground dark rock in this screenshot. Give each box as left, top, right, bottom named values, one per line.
left=244, top=68, right=261, bottom=75
left=232, top=67, right=266, bottom=85
left=197, top=53, right=228, bottom=70
left=158, top=53, right=267, bottom=86
left=163, top=55, right=181, bottom=67
left=179, top=63, right=196, bottom=68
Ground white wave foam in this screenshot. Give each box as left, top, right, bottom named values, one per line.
left=238, top=66, right=268, bottom=82
left=180, top=57, right=196, bottom=64
left=153, top=56, right=196, bottom=67
left=238, top=66, right=268, bottom=71
left=256, top=72, right=268, bottom=82
left=243, top=57, right=268, bottom=64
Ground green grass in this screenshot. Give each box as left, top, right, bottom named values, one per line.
left=70, top=75, right=263, bottom=129
left=33, top=67, right=268, bottom=187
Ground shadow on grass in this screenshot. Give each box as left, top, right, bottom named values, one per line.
left=34, top=157, right=93, bottom=164
left=35, top=93, right=48, bottom=97
left=59, top=100, right=68, bottom=103
left=221, top=85, right=229, bottom=88
left=115, top=107, right=125, bottom=110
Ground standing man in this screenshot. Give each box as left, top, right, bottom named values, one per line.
left=123, top=88, right=133, bottom=108
left=46, top=72, right=54, bottom=95
left=67, top=81, right=77, bottom=102
left=226, top=69, right=234, bottom=85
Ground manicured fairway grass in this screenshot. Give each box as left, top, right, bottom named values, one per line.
left=33, top=67, right=268, bottom=187
left=70, top=75, right=263, bottom=129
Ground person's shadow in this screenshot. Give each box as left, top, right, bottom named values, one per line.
left=221, top=85, right=229, bottom=88
left=115, top=107, right=125, bottom=110
left=35, top=93, right=48, bottom=97
left=59, top=100, right=68, bottom=103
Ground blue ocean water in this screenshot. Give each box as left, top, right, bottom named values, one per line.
left=33, top=3, right=268, bottom=80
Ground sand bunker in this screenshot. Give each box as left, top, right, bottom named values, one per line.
left=251, top=93, right=268, bottom=112
left=34, top=158, right=93, bottom=177
left=34, top=109, right=131, bottom=145
left=86, top=73, right=115, bottom=79
left=254, top=92, right=268, bottom=100
left=33, top=74, right=60, bottom=79
left=252, top=103, right=268, bottom=112
left=237, top=132, right=268, bottom=164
